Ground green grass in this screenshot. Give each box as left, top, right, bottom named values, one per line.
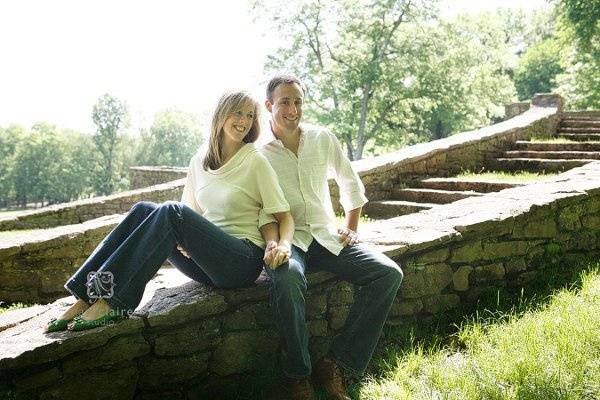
left=0, top=302, right=30, bottom=315
left=358, top=259, right=600, bottom=399
left=455, top=170, right=556, bottom=183
left=530, top=136, right=600, bottom=144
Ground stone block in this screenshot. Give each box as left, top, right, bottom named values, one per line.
left=329, top=282, right=354, bottom=306
left=140, top=353, right=209, bottom=386
left=558, top=205, right=583, bottom=231
left=400, top=263, right=453, bottom=299
left=210, top=330, right=276, bottom=376
left=414, top=248, right=450, bottom=265
left=451, top=241, right=483, bottom=263
left=390, top=299, right=423, bottom=316
left=41, top=361, right=138, bottom=400
left=481, top=241, right=530, bottom=260
left=14, top=366, right=61, bottom=390
left=223, top=309, right=257, bottom=331
left=153, top=319, right=221, bottom=356
left=473, top=263, right=505, bottom=283
left=422, top=294, right=460, bottom=314
left=62, top=334, right=150, bottom=374
left=513, top=219, right=558, bottom=238
left=453, top=266, right=472, bottom=292
left=308, top=319, right=328, bottom=337
left=505, top=258, right=527, bottom=274
left=306, top=293, right=327, bottom=319
left=328, top=306, right=350, bottom=331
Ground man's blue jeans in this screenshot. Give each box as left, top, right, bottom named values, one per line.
left=264, top=240, right=403, bottom=378
left=65, top=201, right=264, bottom=312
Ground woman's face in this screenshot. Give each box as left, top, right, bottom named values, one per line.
left=222, top=102, right=255, bottom=145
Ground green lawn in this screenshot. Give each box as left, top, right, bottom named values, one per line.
left=358, top=260, right=600, bottom=399
left=0, top=302, right=30, bottom=315
left=455, top=170, right=556, bottom=183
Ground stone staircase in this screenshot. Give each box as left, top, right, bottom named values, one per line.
left=364, top=111, right=600, bottom=220
left=492, top=111, right=600, bottom=173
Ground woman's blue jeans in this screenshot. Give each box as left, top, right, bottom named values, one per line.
left=65, top=201, right=264, bottom=312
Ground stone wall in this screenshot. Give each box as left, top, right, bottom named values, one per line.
left=0, top=180, right=185, bottom=231
left=0, top=94, right=561, bottom=233
left=1, top=161, right=599, bottom=399
left=129, top=166, right=187, bottom=190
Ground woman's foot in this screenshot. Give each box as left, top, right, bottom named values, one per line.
left=44, top=299, right=90, bottom=333
left=67, top=299, right=123, bottom=331
left=77, top=298, right=112, bottom=321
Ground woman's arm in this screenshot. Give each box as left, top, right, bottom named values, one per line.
left=259, top=212, right=294, bottom=268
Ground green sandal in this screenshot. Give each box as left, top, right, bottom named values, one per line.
left=67, top=312, right=125, bottom=331
left=45, top=318, right=71, bottom=333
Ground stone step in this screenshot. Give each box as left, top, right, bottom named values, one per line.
left=558, top=127, right=600, bottom=134
left=513, top=141, right=600, bottom=151
left=503, top=151, right=600, bottom=160
left=558, top=133, right=600, bottom=141
left=491, top=158, right=592, bottom=172
left=391, top=188, right=484, bottom=204
left=363, top=200, right=436, bottom=219
left=418, top=178, right=522, bottom=193
left=560, top=120, right=600, bottom=128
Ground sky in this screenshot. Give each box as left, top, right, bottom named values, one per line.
left=0, top=0, right=551, bottom=135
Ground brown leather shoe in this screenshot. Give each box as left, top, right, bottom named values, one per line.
left=313, top=358, right=351, bottom=400
left=284, top=376, right=315, bottom=400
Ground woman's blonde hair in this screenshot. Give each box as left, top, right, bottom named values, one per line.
left=203, top=91, right=260, bottom=170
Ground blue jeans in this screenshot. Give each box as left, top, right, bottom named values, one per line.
left=65, top=201, right=264, bottom=312
left=264, top=240, right=403, bottom=378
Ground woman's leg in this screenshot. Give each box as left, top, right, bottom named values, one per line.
left=64, top=201, right=159, bottom=304
left=81, top=201, right=263, bottom=315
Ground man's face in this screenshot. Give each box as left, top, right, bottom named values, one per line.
left=266, top=83, right=304, bottom=136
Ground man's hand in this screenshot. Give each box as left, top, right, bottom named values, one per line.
left=177, top=245, right=191, bottom=259
left=338, top=228, right=360, bottom=247
left=263, top=240, right=291, bottom=269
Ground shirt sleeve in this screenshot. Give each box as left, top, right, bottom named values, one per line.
left=254, top=154, right=290, bottom=227
left=328, top=132, right=368, bottom=212
left=180, top=156, right=204, bottom=214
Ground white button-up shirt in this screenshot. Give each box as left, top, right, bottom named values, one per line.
left=259, top=124, right=368, bottom=255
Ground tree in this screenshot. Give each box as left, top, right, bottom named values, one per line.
left=136, top=109, right=203, bottom=167
left=0, top=125, right=25, bottom=207
left=254, top=1, right=517, bottom=158
left=514, top=38, right=564, bottom=100
left=11, top=123, right=67, bottom=207
left=91, top=94, right=128, bottom=195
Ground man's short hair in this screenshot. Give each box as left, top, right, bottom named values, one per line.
left=266, top=74, right=307, bottom=102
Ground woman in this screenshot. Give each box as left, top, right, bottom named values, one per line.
left=46, top=90, right=293, bottom=332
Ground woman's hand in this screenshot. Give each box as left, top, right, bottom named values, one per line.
left=263, top=240, right=291, bottom=269
left=177, top=245, right=191, bottom=259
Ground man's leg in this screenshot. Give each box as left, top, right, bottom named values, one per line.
left=308, top=241, right=403, bottom=376
left=264, top=246, right=312, bottom=378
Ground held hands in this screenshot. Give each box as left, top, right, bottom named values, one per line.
left=177, top=245, right=191, bottom=259
left=338, top=227, right=360, bottom=247
left=263, top=240, right=291, bottom=269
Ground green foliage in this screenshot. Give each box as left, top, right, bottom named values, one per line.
left=514, top=38, right=564, bottom=100
left=557, top=0, right=600, bottom=52
left=91, top=94, right=128, bottom=195
left=136, top=109, right=203, bottom=167
left=254, top=0, right=518, bottom=159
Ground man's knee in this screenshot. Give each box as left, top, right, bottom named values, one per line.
left=271, top=258, right=307, bottom=291
left=381, top=257, right=403, bottom=288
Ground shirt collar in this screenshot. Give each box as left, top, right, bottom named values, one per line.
left=267, top=121, right=304, bottom=148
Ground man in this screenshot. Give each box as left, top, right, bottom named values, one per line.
left=260, top=74, right=403, bottom=400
